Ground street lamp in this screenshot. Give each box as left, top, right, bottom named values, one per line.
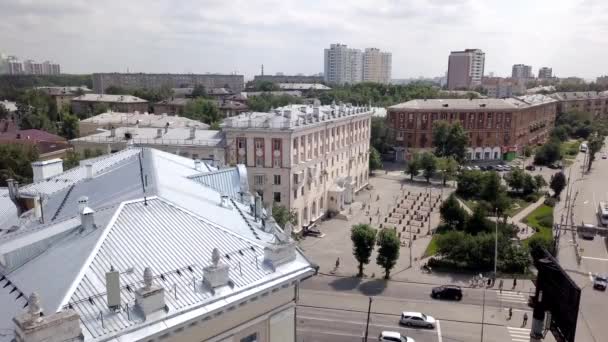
left=364, top=297, right=373, bottom=342
left=494, top=208, right=498, bottom=278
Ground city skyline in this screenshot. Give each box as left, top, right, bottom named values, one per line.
left=1, top=0, right=607, bottom=79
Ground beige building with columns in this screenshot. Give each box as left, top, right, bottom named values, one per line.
left=222, top=103, right=373, bottom=231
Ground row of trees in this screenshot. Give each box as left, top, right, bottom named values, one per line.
left=350, top=224, right=401, bottom=279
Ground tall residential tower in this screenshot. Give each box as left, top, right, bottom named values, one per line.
left=324, top=44, right=391, bottom=85
left=447, top=49, right=485, bottom=90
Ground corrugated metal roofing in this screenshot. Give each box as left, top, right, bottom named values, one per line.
left=188, top=167, right=242, bottom=200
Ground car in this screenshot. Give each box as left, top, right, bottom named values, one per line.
left=479, top=165, right=488, bottom=171
left=549, top=162, right=563, bottom=169
left=594, top=275, right=607, bottom=291
left=486, top=165, right=495, bottom=171
left=581, top=223, right=595, bottom=240
left=379, top=331, right=415, bottom=342
left=602, top=153, right=607, bottom=159
left=495, top=165, right=504, bottom=171
left=503, top=165, right=512, bottom=171
left=525, top=165, right=536, bottom=171
left=473, top=165, right=481, bottom=171
left=400, top=311, right=436, bottom=328
left=431, top=285, right=463, bottom=300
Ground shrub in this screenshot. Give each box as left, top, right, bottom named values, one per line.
left=544, top=197, right=557, bottom=207
left=525, top=193, right=540, bottom=202
left=538, top=215, right=554, bottom=228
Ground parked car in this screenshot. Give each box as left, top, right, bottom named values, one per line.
left=400, top=312, right=436, bottom=328
left=479, top=165, right=488, bottom=171
left=486, top=165, right=495, bottom=171
left=602, top=153, right=607, bottom=159
left=549, top=162, right=563, bottom=169
left=581, top=223, right=596, bottom=240
left=431, top=285, right=463, bottom=300
left=525, top=165, right=536, bottom=171
left=495, top=165, right=504, bottom=171
left=503, top=165, right=512, bottom=172
left=379, top=331, right=415, bottom=342
left=594, top=275, right=607, bottom=291
left=473, top=166, right=481, bottom=170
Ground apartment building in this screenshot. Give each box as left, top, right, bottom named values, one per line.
left=538, top=67, right=553, bottom=79
left=0, top=147, right=314, bottom=342
left=36, top=86, right=92, bottom=110
left=223, top=104, right=373, bottom=230
left=549, top=91, right=608, bottom=117
left=154, top=98, right=191, bottom=115
left=324, top=44, right=362, bottom=85
left=512, top=64, right=533, bottom=79
left=387, top=95, right=557, bottom=161
left=481, top=77, right=526, bottom=98
left=71, top=93, right=149, bottom=116
left=71, top=126, right=225, bottom=165
left=92, top=73, right=244, bottom=93
left=254, top=74, right=324, bottom=84
left=447, top=49, right=485, bottom=90
left=1, top=56, right=60, bottom=75
left=78, top=111, right=207, bottom=136
left=362, top=48, right=392, bottom=84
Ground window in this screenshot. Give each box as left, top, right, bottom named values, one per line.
left=301, top=187, right=304, bottom=196
left=293, top=189, right=298, bottom=199
left=241, top=333, right=258, bottom=342
left=254, top=138, right=264, bottom=167
left=254, top=175, right=264, bottom=186
left=293, top=173, right=299, bottom=184
left=192, top=153, right=199, bottom=160
left=272, top=138, right=282, bottom=167
left=236, top=138, right=247, bottom=164
left=274, top=192, right=281, bottom=203
left=273, top=175, right=281, bottom=185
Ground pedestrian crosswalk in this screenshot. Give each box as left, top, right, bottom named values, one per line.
left=507, top=326, right=531, bottom=342
left=494, top=290, right=528, bottom=304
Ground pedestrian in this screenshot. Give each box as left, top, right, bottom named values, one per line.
left=499, top=279, right=504, bottom=293
left=513, top=277, right=517, bottom=289
left=335, top=257, right=340, bottom=270
left=523, top=312, right=528, bottom=327
left=508, top=307, right=513, bottom=320
left=369, top=217, right=372, bottom=224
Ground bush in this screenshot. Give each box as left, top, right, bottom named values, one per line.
left=524, top=193, right=540, bottom=202
left=538, top=215, right=554, bottom=228
left=544, top=197, right=557, bottom=207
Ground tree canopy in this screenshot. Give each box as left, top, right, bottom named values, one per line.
left=351, top=224, right=377, bottom=277
left=376, top=229, right=400, bottom=279
left=432, top=121, right=469, bottom=163
left=183, top=98, right=222, bottom=125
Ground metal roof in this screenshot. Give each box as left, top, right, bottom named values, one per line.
left=71, top=127, right=224, bottom=147
left=72, top=94, right=148, bottom=103
left=188, top=167, right=243, bottom=200
left=80, top=112, right=207, bottom=129
left=388, top=96, right=556, bottom=111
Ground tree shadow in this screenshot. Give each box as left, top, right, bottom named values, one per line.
left=358, top=278, right=388, bottom=296
left=329, top=276, right=363, bottom=292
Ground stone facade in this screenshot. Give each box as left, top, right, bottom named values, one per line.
left=549, top=91, right=608, bottom=117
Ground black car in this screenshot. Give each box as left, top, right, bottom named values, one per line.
left=431, top=285, right=462, bottom=300
left=525, top=165, right=536, bottom=171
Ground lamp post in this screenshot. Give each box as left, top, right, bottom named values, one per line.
left=494, top=208, right=498, bottom=278
left=364, top=297, right=373, bottom=342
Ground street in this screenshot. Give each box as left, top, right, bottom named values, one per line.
left=297, top=275, right=535, bottom=342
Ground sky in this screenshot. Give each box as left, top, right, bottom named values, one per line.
left=1, top=0, right=607, bottom=80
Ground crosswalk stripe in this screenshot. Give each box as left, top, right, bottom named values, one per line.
left=499, top=298, right=528, bottom=303
left=497, top=292, right=525, bottom=297
left=511, top=338, right=528, bottom=342
left=507, top=327, right=531, bottom=332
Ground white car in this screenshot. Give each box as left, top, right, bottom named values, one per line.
left=379, top=331, right=415, bottom=342
left=602, top=153, right=607, bottom=159
left=400, top=311, right=436, bottom=328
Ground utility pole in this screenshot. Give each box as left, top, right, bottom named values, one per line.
left=364, top=297, right=373, bottom=342
left=494, top=208, right=498, bottom=278
left=480, top=287, right=486, bottom=342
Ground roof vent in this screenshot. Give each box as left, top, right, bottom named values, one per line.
left=85, top=163, right=94, bottom=180
left=254, top=193, right=263, bottom=220
left=106, top=266, right=121, bottom=310
left=480, top=104, right=486, bottom=107
left=13, top=293, right=82, bottom=342
left=189, top=126, right=196, bottom=139
left=204, top=248, right=230, bottom=288
left=442, top=104, right=449, bottom=108
left=219, top=194, right=232, bottom=209
left=77, top=196, right=89, bottom=213
left=80, top=207, right=95, bottom=230
left=135, top=267, right=166, bottom=318
left=156, top=128, right=163, bottom=138
left=194, top=159, right=201, bottom=171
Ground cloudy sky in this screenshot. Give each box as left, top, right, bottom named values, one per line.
left=1, top=0, right=606, bottom=79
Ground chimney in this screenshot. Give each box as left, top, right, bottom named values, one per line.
left=164, top=122, right=169, bottom=134
left=85, top=163, right=93, bottom=180
left=106, top=266, right=121, bottom=310
left=31, top=159, right=63, bottom=182
left=219, top=194, right=232, bottom=209
left=156, top=128, right=163, bottom=138
left=13, top=293, right=83, bottom=342
left=254, top=193, right=263, bottom=219
left=189, top=126, right=196, bottom=139
left=7, top=178, right=19, bottom=202
left=33, top=194, right=42, bottom=220
left=194, top=159, right=201, bottom=171
left=263, top=203, right=276, bottom=232
left=80, top=207, right=95, bottom=230
left=263, top=222, right=296, bottom=268
left=135, top=267, right=166, bottom=319
left=109, top=127, right=116, bottom=137
left=204, top=248, right=230, bottom=288
left=77, top=196, right=88, bottom=213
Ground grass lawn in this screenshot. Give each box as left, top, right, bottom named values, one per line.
left=424, top=234, right=439, bottom=257
left=460, top=194, right=538, bottom=217
left=521, top=204, right=554, bottom=246
left=561, top=140, right=581, bottom=159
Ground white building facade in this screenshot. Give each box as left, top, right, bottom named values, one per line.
left=363, top=48, right=392, bottom=84
left=223, top=104, right=372, bottom=231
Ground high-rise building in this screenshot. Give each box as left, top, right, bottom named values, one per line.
left=1, top=56, right=60, bottom=75
left=512, top=64, right=533, bottom=79
left=447, top=49, right=485, bottom=90
left=538, top=67, right=553, bottom=79
left=362, top=48, right=392, bottom=84
left=92, top=73, right=244, bottom=93
left=324, top=44, right=391, bottom=85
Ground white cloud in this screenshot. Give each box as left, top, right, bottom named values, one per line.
left=1, top=0, right=606, bottom=79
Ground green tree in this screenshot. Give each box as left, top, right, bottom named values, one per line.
left=432, top=121, right=469, bottom=163
left=272, top=204, right=297, bottom=228
left=534, top=175, right=547, bottom=189
left=587, top=133, right=605, bottom=172
left=63, top=150, right=81, bottom=170
left=481, top=171, right=502, bottom=201
left=371, top=117, right=392, bottom=153
left=350, top=224, right=377, bottom=277
left=406, top=153, right=421, bottom=180
left=60, top=113, right=79, bottom=139
left=550, top=172, right=567, bottom=198
left=456, top=170, right=484, bottom=198
left=92, top=103, right=109, bottom=115
left=0, top=143, right=39, bottom=186
left=440, top=194, right=468, bottom=230
left=522, top=174, right=537, bottom=195
left=376, top=229, right=400, bottom=279
left=523, top=145, right=533, bottom=157
left=432, top=121, right=451, bottom=157
left=550, top=126, right=569, bottom=141
left=369, top=147, right=383, bottom=171
left=505, top=168, right=525, bottom=192
left=534, top=140, right=561, bottom=165
left=419, top=152, right=437, bottom=183
left=467, top=205, right=490, bottom=235
left=437, top=156, right=458, bottom=186
left=183, top=98, right=221, bottom=124
left=191, top=85, right=208, bottom=98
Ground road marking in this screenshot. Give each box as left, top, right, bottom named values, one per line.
left=297, top=315, right=438, bottom=335
left=582, top=256, right=608, bottom=261
left=494, top=290, right=527, bottom=304
left=589, top=271, right=594, bottom=281
left=436, top=320, right=443, bottom=342
left=507, top=326, right=531, bottom=342
left=297, top=327, right=361, bottom=338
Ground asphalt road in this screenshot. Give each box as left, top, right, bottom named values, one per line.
left=555, top=148, right=608, bottom=342
left=297, top=275, right=534, bottom=342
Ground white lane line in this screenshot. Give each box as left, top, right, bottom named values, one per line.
left=503, top=308, right=531, bottom=313
left=507, top=327, right=532, bottom=332
left=297, top=315, right=437, bottom=335
left=582, top=256, right=608, bottom=261
left=511, top=339, right=529, bottom=342
left=437, top=320, right=443, bottom=342
left=297, top=328, right=361, bottom=338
